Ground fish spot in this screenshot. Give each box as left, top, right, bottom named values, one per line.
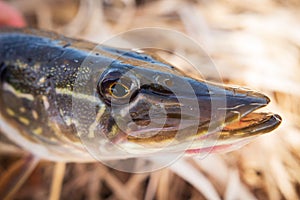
left=19, top=107, right=26, bottom=113
left=32, top=110, right=39, bottom=120
left=19, top=117, right=30, bottom=125
left=33, top=127, right=43, bottom=135
left=42, top=96, right=50, bottom=110
left=6, top=108, right=15, bottom=116
left=38, top=77, right=46, bottom=84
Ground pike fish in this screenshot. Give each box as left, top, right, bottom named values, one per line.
left=0, top=28, right=281, bottom=162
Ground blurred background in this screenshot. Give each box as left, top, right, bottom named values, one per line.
left=1, top=0, right=300, bottom=199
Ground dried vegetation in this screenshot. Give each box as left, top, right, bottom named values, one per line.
left=1, top=0, right=300, bottom=199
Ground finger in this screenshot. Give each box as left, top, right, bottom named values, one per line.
left=0, top=1, right=26, bottom=27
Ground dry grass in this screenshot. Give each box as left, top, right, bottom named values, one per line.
left=1, top=0, right=300, bottom=199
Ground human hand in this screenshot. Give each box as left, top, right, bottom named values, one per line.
left=0, top=1, right=25, bottom=27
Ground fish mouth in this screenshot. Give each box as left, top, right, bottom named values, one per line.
left=220, top=112, right=281, bottom=140
left=123, top=110, right=281, bottom=155
left=121, top=80, right=282, bottom=154
left=184, top=112, right=281, bottom=154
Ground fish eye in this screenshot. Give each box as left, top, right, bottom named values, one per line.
left=109, top=82, right=130, bottom=98
left=97, top=68, right=139, bottom=105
